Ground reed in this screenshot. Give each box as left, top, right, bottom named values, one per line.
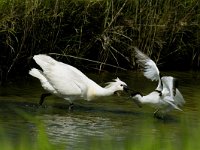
left=0, top=0, right=199, bottom=84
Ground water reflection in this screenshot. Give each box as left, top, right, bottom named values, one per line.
left=38, top=110, right=139, bottom=150
left=42, top=114, right=112, bottom=141
left=0, top=71, right=200, bottom=149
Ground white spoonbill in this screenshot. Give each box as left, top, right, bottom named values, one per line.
left=131, top=47, right=185, bottom=118
left=29, top=54, right=128, bottom=110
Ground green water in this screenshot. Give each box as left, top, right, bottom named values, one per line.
left=0, top=71, right=200, bottom=149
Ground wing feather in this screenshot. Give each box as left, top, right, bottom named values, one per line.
left=163, top=97, right=182, bottom=111
left=161, top=76, right=175, bottom=98
left=161, top=76, right=185, bottom=110
left=174, top=89, right=185, bottom=106
left=134, top=47, right=160, bottom=81
left=40, top=59, right=90, bottom=97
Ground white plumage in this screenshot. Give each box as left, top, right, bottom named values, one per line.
left=29, top=54, right=128, bottom=109
left=131, top=48, right=185, bottom=118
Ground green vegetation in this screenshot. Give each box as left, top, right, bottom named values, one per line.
left=0, top=0, right=199, bottom=84
left=0, top=111, right=200, bottom=150
left=0, top=109, right=65, bottom=150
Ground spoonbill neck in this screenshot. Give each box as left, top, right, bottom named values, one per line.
left=96, top=85, right=118, bottom=97
left=85, top=82, right=117, bottom=100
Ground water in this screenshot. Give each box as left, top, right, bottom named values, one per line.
left=0, top=71, right=200, bottom=149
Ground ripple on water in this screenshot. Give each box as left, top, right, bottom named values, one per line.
left=40, top=114, right=118, bottom=147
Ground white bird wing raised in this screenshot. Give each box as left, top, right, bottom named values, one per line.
left=134, top=47, right=160, bottom=81
left=161, top=76, right=185, bottom=111
left=161, top=76, right=175, bottom=99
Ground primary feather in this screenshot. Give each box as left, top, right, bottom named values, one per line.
left=134, top=47, right=160, bottom=81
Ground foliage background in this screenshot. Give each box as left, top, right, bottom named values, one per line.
left=0, top=0, right=199, bottom=84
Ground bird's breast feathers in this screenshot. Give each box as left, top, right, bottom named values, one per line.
left=86, top=87, right=97, bottom=101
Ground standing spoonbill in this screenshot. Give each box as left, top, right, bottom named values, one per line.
left=131, top=47, right=185, bottom=118
left=29, top=54, right=129, bottom=110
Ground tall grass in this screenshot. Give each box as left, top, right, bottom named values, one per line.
left=0, top=0, right=199, bottom=84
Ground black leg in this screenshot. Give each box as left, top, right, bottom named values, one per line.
left=133, top=99, right=142, bottom=108
left=155, top=114, right=165, bottom=120
left=153, top=109, right=159, bottom=116
left=39, top=93, right=52, bottom=106
left=153, top=109, right=160, bottom=118
left=68, top=103, right=74, bottom=111
left=153, top=109, right=165, bottom=120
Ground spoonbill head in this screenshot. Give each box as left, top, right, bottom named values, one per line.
left=105, top=77, right=128, bottom=92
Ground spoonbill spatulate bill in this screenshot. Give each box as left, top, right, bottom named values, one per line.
left=29, top=54, right=128, bottom=110
left=131, top=47, right=185, bottom=118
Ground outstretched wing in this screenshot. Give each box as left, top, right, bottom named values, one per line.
left=162, top=96, right=182, bottom=111
left=134, top=47, right=160, bottom=81
left=161, top=76, right=185, bottom=111
left=161, top=76, right=176, bottom=98
left=174, top=89, right=185, bottom=107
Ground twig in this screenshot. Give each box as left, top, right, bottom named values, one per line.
left=108, top=0, right=128, bottom=28
left=48, top=53, right=127, bottom=71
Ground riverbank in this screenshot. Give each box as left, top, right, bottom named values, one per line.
left=0, top=0, right=199, bottom=84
